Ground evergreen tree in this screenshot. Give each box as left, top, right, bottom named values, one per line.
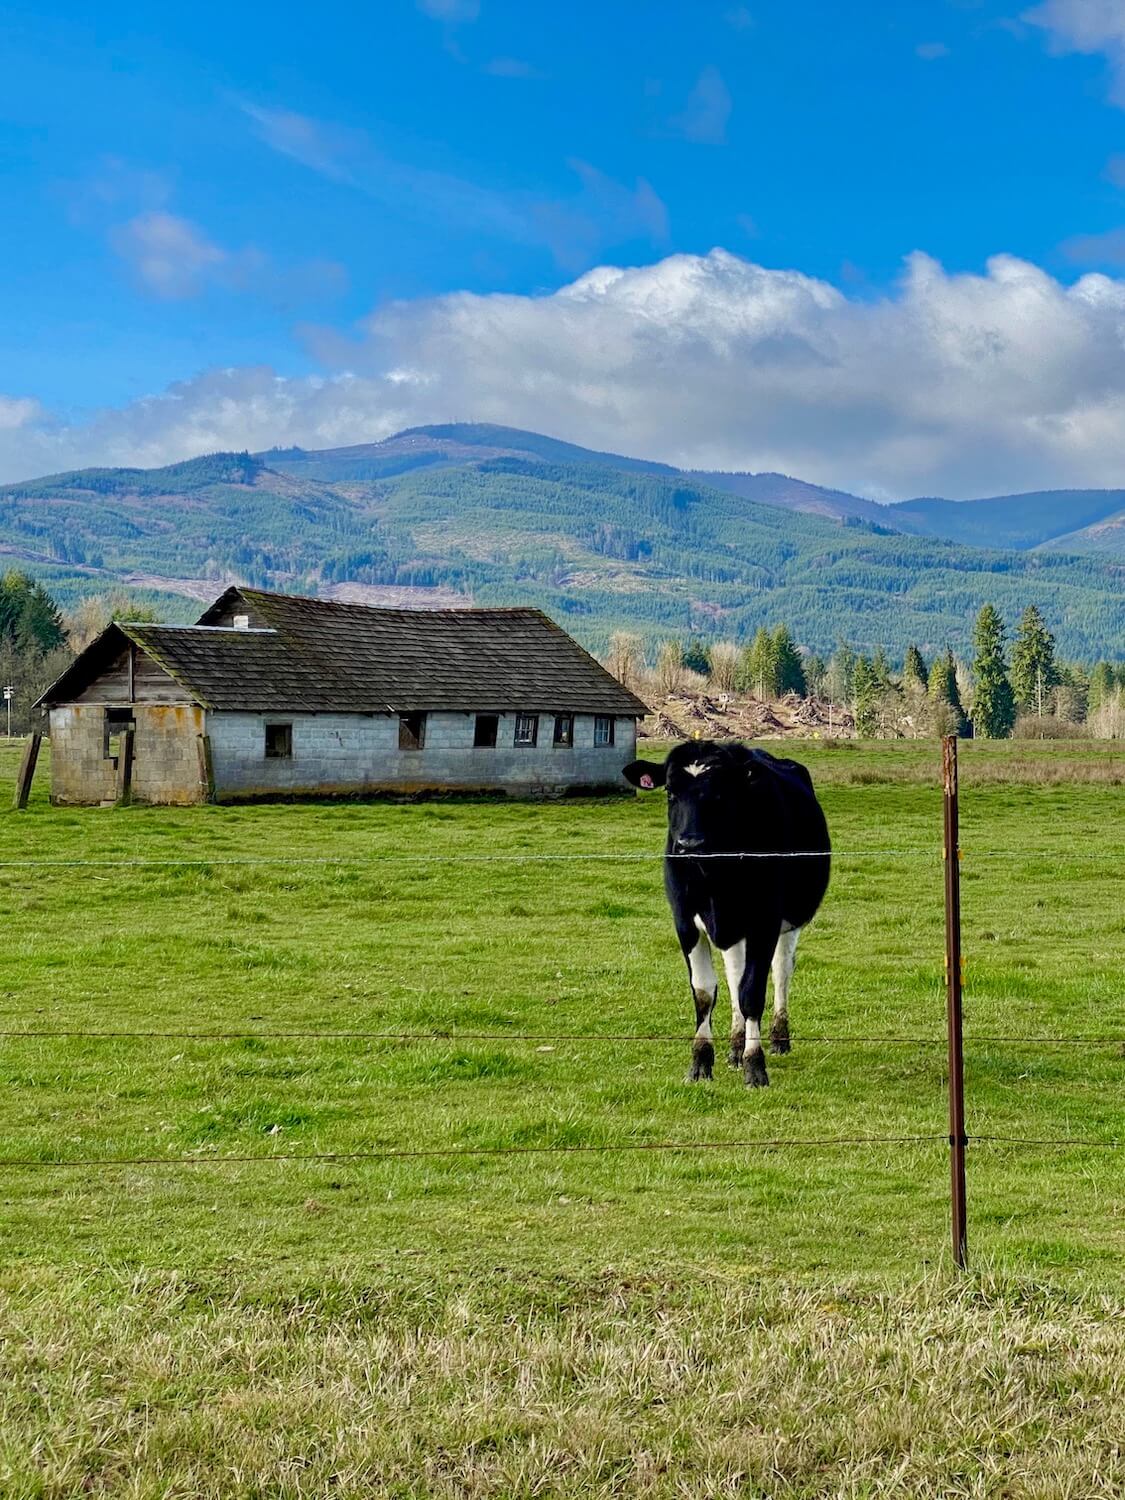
left=970, top=604, right=1015, bottom=739
left=772, top=624, right=808, bottom=696
left=803, top=653, right=828, bottom=697
left=1011, top=605, right=1058, bottom=714
left=871, top=646, right=892, bottom=690
left=928, top=648, right=966, bottom=736
left=825, top=640, right=856, bottom=703
left=0, top=571, right=65, bottom=652
left=681, top=636, right=711, bottom=675
left=853, top=655, right=880, bottom=737
left=902, top=645, right=928, bottom=694
left=737, top=627, right=779, bottom=697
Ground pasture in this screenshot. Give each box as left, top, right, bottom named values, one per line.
left=1, top=736, right=1123, bottom=1497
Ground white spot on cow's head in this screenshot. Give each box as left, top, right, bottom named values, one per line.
left=684, top=762, right=708, bottom=778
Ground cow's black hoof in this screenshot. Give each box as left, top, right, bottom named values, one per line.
left=729, top=1032, right=746, bottom=1068
left=687, top=1040, right=714, bottom=1082
left=743, top=1050, right=769, bottom=1088
left=770, top=1030, right=791, bottom=1056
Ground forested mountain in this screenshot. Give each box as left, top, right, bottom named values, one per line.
left=264, top=423, right=1125, bottom=555
left=889, top=489, right=1125, bottom=552
left=1, top=429, right=1123, bottom=658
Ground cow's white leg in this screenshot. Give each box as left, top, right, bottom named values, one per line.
left=686, top=932, right=717, bottom=1081
left=770, top=926, right=799, bottom=1055
left=728, top=946, right=746, bottom=1069
left=722, top=939, right=770, bottom=1088
left=723, top=936, right=768, bottom=1092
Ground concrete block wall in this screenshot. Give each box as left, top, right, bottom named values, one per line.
left=48, top=706, right=120, bottom=805
left=132, top=705, right=206, bottom=805
left=48, top=703, right=206, bottom=806
left=206, top=711, right=637, bottom=798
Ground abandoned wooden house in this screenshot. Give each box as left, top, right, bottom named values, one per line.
left=35, top=586, right=648, bottom=805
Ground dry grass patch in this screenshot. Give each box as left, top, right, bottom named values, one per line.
left=2, top=1266, right=1124, bottom=1498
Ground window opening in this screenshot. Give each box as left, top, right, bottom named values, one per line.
left=553, top=714, right=574, bottom=747
left=265, top=722, right=293, bottom=759
left=104, top=707, right=135, bottom=762
left=594, top=715, right=615, bottom=747
left=399, top=712, right=427, bottom=751
left=474, top=713, right=499, bottom=748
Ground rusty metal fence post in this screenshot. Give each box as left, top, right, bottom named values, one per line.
left=942, top=734, right=968, bottom=1269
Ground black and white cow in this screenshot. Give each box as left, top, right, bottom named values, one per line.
left=624, top=740, right=830, bottom=1088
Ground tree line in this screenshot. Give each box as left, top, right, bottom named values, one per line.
left=0, top=572, right=166, bottom=736
left=607, top=605, right=1125, bottom=740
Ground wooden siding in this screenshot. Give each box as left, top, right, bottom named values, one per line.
left=73, top=647, right=195, bottom=705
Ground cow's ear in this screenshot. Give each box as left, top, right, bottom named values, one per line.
left=623, top=759, right=667, bottom=791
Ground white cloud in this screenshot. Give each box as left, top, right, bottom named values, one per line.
left=110, top=212, right=228, bottom=299
left=1023, top=0, right=1125, bottom=103
left=243, top=103, right=667, bottom=269
left=0, top=395, right=43, bottom=431
left=1062, top=224, right=1125, bottom=261
left=241, top=102, right=364, bottom=182
left=669, top=66, right=732, bottom=145
left=108, top=209, right=347, bottom=306
left=9, top=250, right=1125, bottom=498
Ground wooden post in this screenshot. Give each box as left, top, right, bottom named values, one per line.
left=116, top=728, right=135, bottom=806
left=942, top=734, right=968, bottom=1270
left=11, top=732, right=42, bottom=811
left=197, top=733, right=216, bottom=803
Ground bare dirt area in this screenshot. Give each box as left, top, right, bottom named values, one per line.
left=640, top=689, right=856, bottom=742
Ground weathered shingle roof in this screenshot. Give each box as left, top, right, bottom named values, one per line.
left=39, top=588, right=648, bottom=716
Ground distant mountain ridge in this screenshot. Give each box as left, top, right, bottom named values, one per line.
left=1, top=424, right=1123, bottom=659
left=261, top=423, right=1125, bottom=557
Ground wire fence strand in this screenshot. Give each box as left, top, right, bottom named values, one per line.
left=0, top=1131, right=1117, bottom=1174
left=0, top=1133, right=950, bottom=1171
left=0, top=848, right=1122, bottom=870
left=0, top=1027, right=1120, bottom=1046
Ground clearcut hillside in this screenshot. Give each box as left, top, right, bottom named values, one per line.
left=1, top=429, right=1123, bottom=658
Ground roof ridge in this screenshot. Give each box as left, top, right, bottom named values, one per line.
left=235, top=587, right=546, bottom=620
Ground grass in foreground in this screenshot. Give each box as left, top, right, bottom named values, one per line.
left=2, top=1265, right=1124, bottom=1498
left=0, top=736, right=1122, bottom=1495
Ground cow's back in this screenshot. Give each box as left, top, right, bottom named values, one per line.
left=750, top=750, right=830, bottom=926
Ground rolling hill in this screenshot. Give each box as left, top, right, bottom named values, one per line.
left=264, top=424, right=1125, bottom=557
left=1, top=426, right=1123, bottom=659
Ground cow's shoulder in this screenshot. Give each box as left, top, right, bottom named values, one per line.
left=749, top=748, right=815, bottom=794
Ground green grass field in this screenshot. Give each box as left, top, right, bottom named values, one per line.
left=1, top=736, right=1123, bottom=1496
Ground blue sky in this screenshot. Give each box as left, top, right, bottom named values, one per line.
left=5, top=0, right=1125, bottom=496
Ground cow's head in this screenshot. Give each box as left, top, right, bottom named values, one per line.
left=623, top=740, right=760, bottom=854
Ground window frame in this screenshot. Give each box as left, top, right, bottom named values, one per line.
left=103, top=707, right=136, bottom=763
left=473, top=713, right=499, bottom=748
left=398, top=712, right=427, bottom=751
left=552, top=713, right=575, bottom=748
left=264, top=722, right=293, bottom=760
left=593, top=715, right=615, bottom=748
left=513, top=712, right=539, bottom=748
